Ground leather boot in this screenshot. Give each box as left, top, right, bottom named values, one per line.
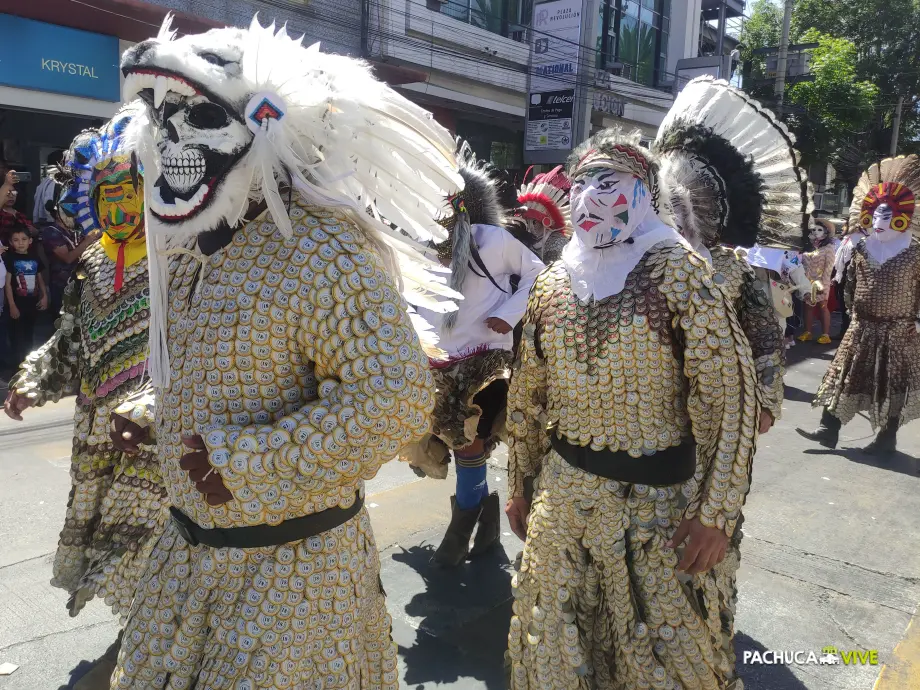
left=434, top=495, right=481, bottom=567
left=795, top=408, right=841, bottom=449
left=470, top=491, right=501, bottom=556
left=864, top=420, right=898, bottom=456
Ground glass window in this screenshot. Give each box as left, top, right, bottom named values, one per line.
left=440, top=0, right=513, bottom=38
left=636, top=21, right=656, bottom=85
left=640, top=7, right=654, bottom=25
left=623, top=0, right=640, bottom=19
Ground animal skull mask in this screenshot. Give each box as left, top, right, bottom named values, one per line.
left=122, top=29, right=255, bottom=236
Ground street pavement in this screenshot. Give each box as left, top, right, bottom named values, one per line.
left=0, top=341, right=918, bottom=690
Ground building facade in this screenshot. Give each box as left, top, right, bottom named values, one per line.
left=365, top=0, right=732, bottom=175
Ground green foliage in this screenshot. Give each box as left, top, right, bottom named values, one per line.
left=791, top=0, right=920, bottom=175
left=739, top=0, right=783, bottom=81
left=785, top=30, right=879, bottom=166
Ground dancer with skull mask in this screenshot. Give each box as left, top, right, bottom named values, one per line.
left=504, top=128, right=758, bottom=690
left=3, top=103, right=161, bottom=688
left=403, top=141, right=544, bottom=566
left=108, top=15, right=463, bottom=688
left=797, top=156, right=920, bottom=456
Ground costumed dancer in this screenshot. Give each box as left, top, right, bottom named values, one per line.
left=511, top=165, right=571, bottom=264
left=405, top=142, right=544, bottom=567
left=798, top=156, right=920, bottom=456
left=3, top=104, right=161, bottom=686
left=654, top=75, right=814, bottom=432
left=504, top=128, right=759, bottom=690
left=833, top=217, right=867, bottom=337
left=108, top=16, right=462, bottom=688
left=653, top=75, right=815, bottom=678
left=797, top=216, right=836, bottom=344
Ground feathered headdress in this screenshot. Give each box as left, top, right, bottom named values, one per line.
left=435, top=139, right=506, bottom=329
left=566, top=128, right=663, bottom=211
left=58, top=101, right=144, bottom=238
left=850, top=155, right=920, bottom=237
left=122, top=15, right=465, bottom=386
left=655, top=76, right=813, bottom=250
left=515, top=165, right=571, bottom=237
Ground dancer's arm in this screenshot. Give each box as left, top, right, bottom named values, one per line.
left=200, top=242, right=436, bottom=499
left=5, top=277, right=83, bottom=413
left=736, top=256, right=785, bottom=423
left=506, top=270, right=552, bottom=502
left=654, top=244, right=759, bottom=539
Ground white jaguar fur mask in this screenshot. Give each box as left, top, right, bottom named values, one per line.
left=122, top=14, right=463, bottom=385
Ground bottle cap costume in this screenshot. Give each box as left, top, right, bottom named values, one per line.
left=805, top=155, right=920, bottom=451
left=654, top=76, right=815, bottom=421
left=110, top=15, right=462, bottom=687
left=505, top=127, right=759, bottom=690
left=7, top=103, right=163, bottom=620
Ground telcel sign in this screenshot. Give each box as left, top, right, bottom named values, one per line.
left=0, top=15, right=120, bottom=102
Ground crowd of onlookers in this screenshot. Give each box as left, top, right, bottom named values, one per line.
left=0, top=154, right=99, bottom=387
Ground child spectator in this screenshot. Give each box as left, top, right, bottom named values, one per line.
left=3, top=226, right=48, bottom=366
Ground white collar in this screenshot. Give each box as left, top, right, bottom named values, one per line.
left=561, top=217, right=689, bottom=301
left=864, top=232, right=911, bottom=265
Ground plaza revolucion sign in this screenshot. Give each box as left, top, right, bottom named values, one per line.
left=0, top=15, right=120, bottom=101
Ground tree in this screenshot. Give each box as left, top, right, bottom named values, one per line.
left=792, top=0, right=920, bottom=165
left=785, top=30, right=879, bottom=167
left=739, top=0, right=783, bottom=84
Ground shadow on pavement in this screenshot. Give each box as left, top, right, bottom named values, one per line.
left=735, top=632, right=811, bottom=690
left=56, top=660, right=94, bottom=690
left=783, top=385, right=815, bottom=404
left=803, top=446, right=918, bottom=476
left=391, top=543, right=513, bottom=689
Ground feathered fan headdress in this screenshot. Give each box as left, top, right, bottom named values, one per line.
left=515, top=165, right=571, bottom=237
left=58, top=101, right=144, bottom=239
left=850, top=155, right=920, bottom=237
left=655, top=76, right=813, bottom=250
left=122, top=15, right=466, bottom=386
left=435, top=139, right=506, bottom=329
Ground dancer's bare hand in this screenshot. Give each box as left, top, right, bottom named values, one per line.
left=3, top=390, right=33, bottom=421
left=109, top=412, right=149, bottom=454
left=505, top=496, right=530, bottom=541
left=180, top=435, right=232, bottom=506
left=759, top=410, right=774, bottom=435
left=667, top=516, right=728, bottom=575
left=485, top=317, right=512, bottom=334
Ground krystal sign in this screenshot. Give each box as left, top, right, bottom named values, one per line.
left=526, top=0, right=583, bottom=153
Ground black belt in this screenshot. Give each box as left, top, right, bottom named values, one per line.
left=169, top=493, right=364, bottom=548
left=549, top=432, right=695, bottom=486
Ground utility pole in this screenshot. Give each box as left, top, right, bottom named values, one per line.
left=774, top=0, right=794, bottom=110
left=891, top=95, right=904, bottom=156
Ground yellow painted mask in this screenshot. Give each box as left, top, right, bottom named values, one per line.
left=96, top=179, right=144, bottom=241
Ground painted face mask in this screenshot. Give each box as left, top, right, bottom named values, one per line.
left=570, top=169, right=651, bottom=249
left=97, top=179, right=145, bottom=241
left=808, top=225, right=827, bottom=246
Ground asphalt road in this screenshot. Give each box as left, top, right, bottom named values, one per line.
left=0, top=341, right=918, bottom=690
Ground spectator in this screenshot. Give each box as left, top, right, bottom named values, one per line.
left=3, top=226, right=48, bottom=366
left=33, top=150, right=65, bottom=226
left=40, top=183, right=100, bottom=327
left=1, top=166, right=51, bottom=295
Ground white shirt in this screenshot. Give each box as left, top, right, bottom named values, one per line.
left=33, top=175, right=56, bottom=225
left=418, top=224, right=545, bottom=359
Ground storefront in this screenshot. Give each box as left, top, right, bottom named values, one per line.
left=0, top=14, right=128, bottom=217
left=0, top=1, right=217, bottom=219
